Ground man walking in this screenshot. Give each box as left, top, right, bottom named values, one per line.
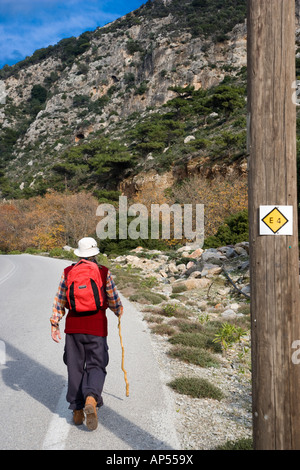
left=50, top=237, right=123, bottom=430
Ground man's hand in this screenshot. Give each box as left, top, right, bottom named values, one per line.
left=51, top=326, right=61, bottom=343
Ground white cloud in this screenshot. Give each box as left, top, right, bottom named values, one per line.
left=0, top=1, right=121, bottom=67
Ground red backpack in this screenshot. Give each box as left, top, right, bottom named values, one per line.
left=65, top=259, right=105, bottom=314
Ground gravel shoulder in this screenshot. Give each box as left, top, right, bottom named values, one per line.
left=148, top=331, right=252, bottom=450
left=109, top=243, right=253, bottom=450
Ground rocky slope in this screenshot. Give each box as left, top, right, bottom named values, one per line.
left=0, top=0, right=249, bottom=196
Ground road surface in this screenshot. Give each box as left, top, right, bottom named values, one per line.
left=0, top=254, right=180, bottom=451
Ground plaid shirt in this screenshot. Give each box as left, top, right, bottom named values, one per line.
left=51, top=268, right=123, bottom=327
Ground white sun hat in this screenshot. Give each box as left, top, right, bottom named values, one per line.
left=74, top=237, right=100, bottom=258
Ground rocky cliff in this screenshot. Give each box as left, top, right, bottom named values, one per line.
left=0, top=0, right=248, bottom=196
left=0, top=0, right=299, bottom=201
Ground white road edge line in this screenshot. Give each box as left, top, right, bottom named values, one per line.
left=42, top=383, right=70, bottom=450
left=0, top=258, right=17, bottom=286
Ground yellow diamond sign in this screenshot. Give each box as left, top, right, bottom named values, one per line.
left=262, top=207, right=288, bottom=234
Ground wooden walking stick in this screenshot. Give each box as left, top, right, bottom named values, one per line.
left=118, top=316, right=129, bottom=397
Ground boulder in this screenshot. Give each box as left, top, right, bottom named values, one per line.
left=200, top=250, right=227, bottom=266
left=63, top=245, right=74, bottom=252
left=218, top=246, right=236, bottom=258
left=221, top=309, right=237, bottom=319
left=200, top=264, right=222, bottom=277
left=241, top=284, right=251, bottom=296
left=186, top=261, right=196, bottom=270
left=234, top=242, right=249, bottom=254
left=176, top=245, right=195, bottom=253
left=186, top=247, right=204, bottom=259
left=234, top=246, right=248, bottom=256
left=188, top=270, right=202, bottom=279
left=184, top=135, right=196, bottom=143
left=176, top=263, right=186, bottom=273
left=167, top=262, right=178, bottom=274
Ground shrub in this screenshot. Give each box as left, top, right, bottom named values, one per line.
left=150, top=324, right=176, bottom=336
left=72, top=94, right=90, bottom=108
left=204, top=84, right=245, bottom=116
left=169, top=332, right=209, bottom=349
left=216, top=438, right=253, bottom=450
left=24, top=84, right=48, bottom=117
left=124, top=72, right=135, bottom=86
left=162, top=304, right=178, bottom=317
left=49, top=247, right=77, bottom=259
left=171, top=319, right=204, bottom=332
left=126, top=39, right=143, bottom=55
left=172, top=284, right=188, bottom=294
left=30, top=84, right=47, bottom=104
left=141, top=276, right=158, bottom=288
left=168, top=345, right=220, bottom=368
left=51, top=136, right=135, bottom=192
left=213, top=322, right=247, bottom=351
left=129, top=115, right=185, bottom=156
left=168, top=376, right=224, bottom=400
left=129, top=291, right=167, bottom=305
left=204, top=209, right=249, bottom=248
left=169, top=330, right=222, bottom=353
left=149, top=304, right=189, bottom=319
left=135, top=81, right=148, bottom=95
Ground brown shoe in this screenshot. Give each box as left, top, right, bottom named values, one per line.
left=73, top=409, right=84, bottom=425
left=84, top=396, right=98, bottom=431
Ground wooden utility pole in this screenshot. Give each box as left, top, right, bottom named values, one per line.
left=248, top=0, right=300, bottom=449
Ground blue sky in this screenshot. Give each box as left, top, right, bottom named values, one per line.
left=0, top=0, right=147, bottom=69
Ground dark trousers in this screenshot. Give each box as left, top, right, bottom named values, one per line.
left=63, top=333, right=109, bottom=410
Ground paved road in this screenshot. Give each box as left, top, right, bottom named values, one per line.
left=0, top=254, right=180, bottom=451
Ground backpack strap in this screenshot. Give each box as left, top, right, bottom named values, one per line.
left=64, top=263, right=75, bottom=279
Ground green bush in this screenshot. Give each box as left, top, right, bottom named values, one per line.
left=129, top=291, right=167, bottom=304
left=51, top=136, right=135, bottom=192
left=169, top=331, right=222, bottom=353
left=213, top=322, right=247, bottom=351
left=49, top=248, right=77, bottom=260
left=169, top=332, right=210, bottom=349
left=204, top=84, right=245, bottom=116
left=31, top=85, right=47, bottom=104
left=204, top=210, right=249, bottom=248
left=24, top=248, right=43, bottom=254
left=72, top=94, right=90, bottom=108
left=150, top=323, right=176, bottom=336
left=216, top=437, right=253, bottom=450
left=126, top=39, right=143, bottom=55
left=172, top=284, right=188, bottom=294
left=124, top=72, right=135, bottom=86
left=22, top=84, right=48, bottom=118
left=168, top=345, right=220, bottom=368
left=168, top=376, right=224, bottom=400
left=58, top=34, right=91, bottom=63
left=135, top=81, right=148, bottom=95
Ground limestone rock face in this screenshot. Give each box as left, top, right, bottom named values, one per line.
left=2, top=1, right=300, bottom=194
left=1, top=6, right=248, bottom=187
